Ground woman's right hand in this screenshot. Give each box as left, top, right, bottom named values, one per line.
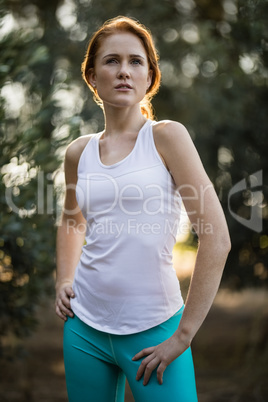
left=55, top=283, right=75, bottom=321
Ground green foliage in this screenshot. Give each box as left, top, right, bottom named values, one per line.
left=0, top=0, right=267, bottom=344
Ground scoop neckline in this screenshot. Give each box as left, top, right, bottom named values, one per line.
left=96, top=119, right=150, bottom=169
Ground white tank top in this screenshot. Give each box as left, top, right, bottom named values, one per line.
left=71, top=119, right=184, bottom=334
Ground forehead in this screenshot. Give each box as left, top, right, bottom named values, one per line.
left=97, top=32, right=147, bottom=56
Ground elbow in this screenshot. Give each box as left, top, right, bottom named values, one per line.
left=224, top=235, right=232, bottom=253
left=199, top=230, right=231, bottom=256
left=215, top=232, right=232, bottom=256
left=220, top=237, right=231, bottom=258
left=220, top=226, right=232, bottom=254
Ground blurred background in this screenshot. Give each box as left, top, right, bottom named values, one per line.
left=0, top=0, right=267, bottom=401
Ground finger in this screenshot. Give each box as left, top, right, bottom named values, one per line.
left=60, top=293, right=73, bottom=309
left=59, top=288, right=75, bottom=309
left=132, top=346, right=156, bottom=361
left=143, top=357, right=160, bottom=386
left=136, top=353, right=155, bottom=381
left=57, top=299, right=74, bottom=317
left=157, top=361, right=167, bottom=385
left=65, top=287, right=75, bottom=298
left=55, top=305, right=68, bottom=321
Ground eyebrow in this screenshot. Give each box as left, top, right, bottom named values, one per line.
left=102, top=53, right=145, bottom=60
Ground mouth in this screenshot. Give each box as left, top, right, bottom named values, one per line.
left=115, top=84, right=133, bottom=89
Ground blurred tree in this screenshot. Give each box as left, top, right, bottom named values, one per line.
left=0, top=0, right=84, bottom=344
left=0, top=0, right=267, bottom=346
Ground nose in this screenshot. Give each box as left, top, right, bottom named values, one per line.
left=117, top=62, right=130, bottom=79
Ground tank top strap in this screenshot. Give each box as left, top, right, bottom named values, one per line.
left=77, top=132, right=102, bottom=177
left=135, top=119, right=165, bottom=168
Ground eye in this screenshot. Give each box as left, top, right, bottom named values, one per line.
left=106, top=58, right=118, bottom=64
left=131, top=58, right=143, bottom=65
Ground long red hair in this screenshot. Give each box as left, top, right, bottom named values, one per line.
left=81, top=16, right=161, bottom=120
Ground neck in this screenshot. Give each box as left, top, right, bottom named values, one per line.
left=102, top=104, right=147, bottom=137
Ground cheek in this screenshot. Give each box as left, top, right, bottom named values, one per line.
left=136, top=73, right=150, bottom=90
left=137, top=69, right=150, bottom=82
left=97, top=69, right=114, bottom=84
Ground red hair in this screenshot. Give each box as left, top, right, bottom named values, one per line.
left=81, top=16, right=161, bottom=119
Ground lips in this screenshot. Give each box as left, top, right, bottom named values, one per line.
left=115, top=83, right=133, bottom=89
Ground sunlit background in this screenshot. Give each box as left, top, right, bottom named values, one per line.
left=0, top=0, right=268, bottom=401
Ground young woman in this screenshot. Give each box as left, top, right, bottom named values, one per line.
left=55, top=16, right=231, bottom=402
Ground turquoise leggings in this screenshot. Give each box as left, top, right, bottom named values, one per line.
left=63, top=306, right=198, bottom=402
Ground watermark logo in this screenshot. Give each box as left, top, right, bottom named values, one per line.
left=4, top=168, right=264, bottom=233
left=228, top=170, right=263, bottom=232
left=65, top=217, right=213, bottom=237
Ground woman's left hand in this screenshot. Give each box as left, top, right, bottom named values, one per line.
left=132, top=333, right=190, bottom=385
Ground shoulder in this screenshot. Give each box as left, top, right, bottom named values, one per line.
left=152, top=119, right=203, bottom=182
left=153, top=120, right=189, bottom=141
left=63, top=134, right=97, bottom=182
left=152, top=119, right=194, bottom=155
left=65, top=134, right=96, bottom=166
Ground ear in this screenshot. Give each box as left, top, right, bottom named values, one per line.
left=87, top=68, right=97, bottom=88
left=147, top=69, right=153, bottom=91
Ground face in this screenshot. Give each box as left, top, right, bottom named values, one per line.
left=89, top=32, right=153, bottom=110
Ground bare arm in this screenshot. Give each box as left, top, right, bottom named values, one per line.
left=133, top=121, right=231, bottom=384
left=55, top=138, right=89, bottom=321
left=163, top=121, right=231, bottom=343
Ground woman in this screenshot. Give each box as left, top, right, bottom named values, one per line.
left=55, top=16, right=231, bottom=402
